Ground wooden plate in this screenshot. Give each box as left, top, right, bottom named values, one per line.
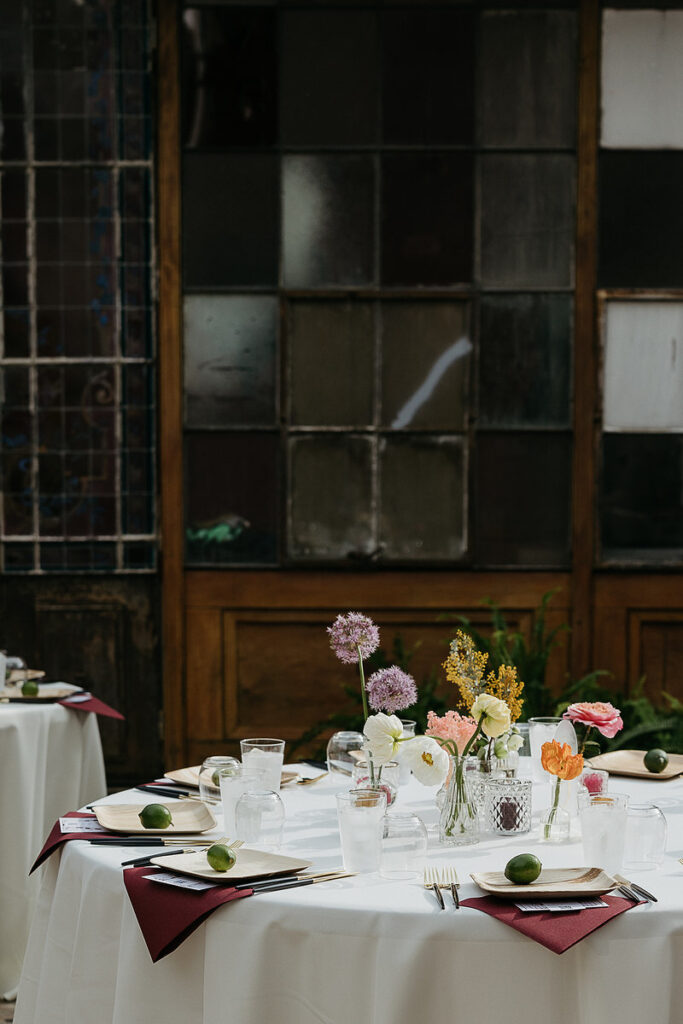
left=0, top=683, right=80, bottom=702
left=470, top=866, right=617, bottom=899
left=4, top=668, right=46, bottom=685
left=587, top=749, right=683, bottom=780
left=164, top=765, right=298, bottom=789
left=94, top=801, right=216, bottom=834
left=150, top=847, right=311, bottom=885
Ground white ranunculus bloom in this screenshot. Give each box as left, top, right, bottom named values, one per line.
left=362, top=713, right=403, bottom=765
left=470, top=693, right=511, bottom=739
left=507, top=732, right=524, bottom=752
left=401, top=737, right=449, bottom=786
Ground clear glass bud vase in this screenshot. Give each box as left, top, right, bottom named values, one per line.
left=439, top=755, right=480, bottom=846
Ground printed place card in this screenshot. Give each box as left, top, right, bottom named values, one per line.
left=145, top=871, right=219, bottom=892
left=59, top=817, right=110, bottom=834
left=515, top=898, right=609, bottom=913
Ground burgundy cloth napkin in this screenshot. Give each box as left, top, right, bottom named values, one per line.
left=30, top=811, right=118, bottom=874
left=58, top=694, right=125, bottom=719
left=460, top=894, right=643, bottom=954
left=123, top=866, right=252, bottom=962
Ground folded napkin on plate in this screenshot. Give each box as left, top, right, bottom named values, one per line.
left=124, top=866, right=251, bottom=962
left=30, top=811, right=118, bottom=873
left=460, top=895, right=643, bottom=954
left=58, top=693, right=125, bottom=719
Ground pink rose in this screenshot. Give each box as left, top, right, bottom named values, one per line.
left=564, top=701, right=623, bottom=739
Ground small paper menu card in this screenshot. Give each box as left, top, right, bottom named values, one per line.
left=31, top=812, right=118, bottom=873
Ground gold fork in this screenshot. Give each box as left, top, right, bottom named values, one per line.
left=423, top=866, right=445, bottom=909
left=296, top=772, right=328, bottom=786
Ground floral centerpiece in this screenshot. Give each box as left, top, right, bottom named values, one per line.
left=327, top=612, right=448, bottom=794
left=424, top=631, right=521, bottom=845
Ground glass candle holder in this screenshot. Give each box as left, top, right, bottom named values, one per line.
left=352, top=760, right=400, bottom=806
left=198, top=755, right=241, bottom=804
left=579, top=765, right=609, bottom=796
left=483, top=777, right=532, bottom=835
left=624, top=803, right=667, bottom=870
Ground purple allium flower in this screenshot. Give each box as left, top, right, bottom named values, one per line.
left=327, top=612, right=380, bottom=664
left=366, top=666, right=418, bottom=714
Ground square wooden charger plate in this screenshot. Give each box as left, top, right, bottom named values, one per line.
left=470, top=867, right=617, bottom=899
left=0, top=681, right=77, bottom=702
left=94, top=802, right=216, bottom=834
left=164, top=765, right=299, bottom=789
left=588, top=749, right=683, bottom=780
left=150, top=847, right=312, bottom=884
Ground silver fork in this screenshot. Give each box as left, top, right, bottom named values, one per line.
left=423, top=866, right=445, bottom=909
left=438, top=865, right=461, bottom=909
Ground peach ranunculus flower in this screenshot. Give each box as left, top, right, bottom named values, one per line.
left=426, top=710, right=478, bottom=754
left=541, top=739, right=583, bottom=781
left=563, top=701, right=623, bottom=739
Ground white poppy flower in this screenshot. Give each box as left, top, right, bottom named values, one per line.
left=401, top=736, right=449, bottom=786
left=362, top=713, right=403, bottom=766
left=507, top=733, right=524, bottom=752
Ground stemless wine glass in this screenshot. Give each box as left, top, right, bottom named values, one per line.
left=326, top=731, right=365, bottom=776
left=234, top=789, right=285, bottom=850
left=379, top=812, right=428, bottom=879
left=198, top=755, right=241, bottom=804
left=624, top=803, right=667, bottom=870
left=219, top=764, right=267, bottom=836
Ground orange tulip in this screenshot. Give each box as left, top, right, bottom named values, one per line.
left=541, top=740, right=583, bottom=781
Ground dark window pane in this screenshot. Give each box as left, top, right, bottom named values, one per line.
left=2, top=222, right=27, bottom=261
left=480, top=154, right=575, bottom=288
left=2, top=366, right=30, bottom=407
left=599, top=152, right=683, bottom=288
left=479, top=294, right=572, bottom=428
left=34, top=117, right=59, bottom=159
left=288, top=300, right=374, bottom=427
left=183, top=294, right=278, bottom=428
left=475, top=432, right=572, bottom=566
left=381, top=153, right=473, bottom=285
left=2, top=265, right=29, bottom=306
left=601, top=434, right=683, bottom=561
left=382, top=10, right=474, bottom=145
left=185, top=432, right=278, bottom=565
left=2, top=171, right=27, bottom=219
left=181, top=7, right=276, bottom=148
left=381, top=301, right=471, bottom=430
left=283, top=155, right=374, bottom=287
left=379, top=436, right=466, bottom=561
left=480, top=10, right=576, bottom=148
left=183, top=154, right=278, bottom=287
left=3, top=309, right=30, bottom=357
left=1, top=117, right=26, bottom=159
left=4, top=544, right=34, bottom=571
left=288, top=435, right=372, bottom=560
left=281, top=11, right=378, bottom=145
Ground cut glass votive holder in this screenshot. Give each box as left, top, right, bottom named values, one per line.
left=483, top=777, right=532, bottom=835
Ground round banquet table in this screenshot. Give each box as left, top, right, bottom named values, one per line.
left=0, top=696, right=107, bottom=998
left=14, top=760, right=683, bottom=1024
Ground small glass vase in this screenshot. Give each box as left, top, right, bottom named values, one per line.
left=541, top=777, right=571, bottom=842
left=439, top=755, right=479, bottom=846
left=352, top=759, right=400, bottom=806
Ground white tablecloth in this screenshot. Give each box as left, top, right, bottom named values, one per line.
left=0, top=698, right=106, bottom=997
left=14, top=762, right=683, bottom=1024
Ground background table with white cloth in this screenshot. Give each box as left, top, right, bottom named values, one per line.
left=0, top=695, right=106, bottom=997
left=14, top=762, right=683, bottom=1024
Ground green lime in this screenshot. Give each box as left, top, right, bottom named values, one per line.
left=643, top=748, right=669, bottom=774
left=504, top=853, right=542, bottom=885
left=21, top=679, right=39, bottom=696
left=138, top=803, right=173, bottom=829
left=206, top=843, right=236, bottom=873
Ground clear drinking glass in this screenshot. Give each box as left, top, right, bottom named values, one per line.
left=326, top=730, right=365, bottom=776
left=234, top=788, right=285, bottom=850
left=352, top=760, right=400, bottom=806
left=336, top=788, right=387, bottom=873
left=198, top=755, right=241, bottom=804
left=624, top=803, right=667, bottom=870
left=240, top=738, right=286, bottom=792
left=579, top=791, right=629, bottom=875
left=528, top=717, right=561, bottom=782
left=219, top=765, right=267, bottom=837
left=379, top=812, right=428, bottom=879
